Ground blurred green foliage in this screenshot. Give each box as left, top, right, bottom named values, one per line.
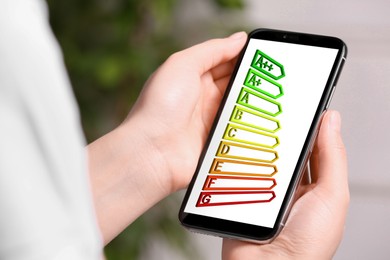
left=47, top=0, right=245, bottom=259
left=216, top=0, right=245, bottom=9
left=48, top=0, right=181, bottom=141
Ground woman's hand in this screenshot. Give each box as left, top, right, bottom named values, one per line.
left=222, top=110, right=349, bottom=260
left=87, top=32, right=247, bottom=243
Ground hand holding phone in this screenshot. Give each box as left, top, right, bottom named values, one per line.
left=222, top=110, right=349, bottom=259
left=179, top=28, right=347, bottom=243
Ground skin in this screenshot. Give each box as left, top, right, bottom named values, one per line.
left=222, top=111, right=349, bottom=260
left=87, top=32, right=349, bottom=259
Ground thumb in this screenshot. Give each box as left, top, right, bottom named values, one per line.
left=175, top=31, right=247, bottom=75
left=315, top=110, right=349, bottom=200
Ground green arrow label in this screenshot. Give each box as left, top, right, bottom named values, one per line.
left=251, top=50, right=285, bottom=80
left=244, top=68, right=284, bottom=99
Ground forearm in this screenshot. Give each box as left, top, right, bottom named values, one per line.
left=87, top=116, right=171, bottom=244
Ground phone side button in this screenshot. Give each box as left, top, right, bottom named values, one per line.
left=325, top=87, right=336, bottom=109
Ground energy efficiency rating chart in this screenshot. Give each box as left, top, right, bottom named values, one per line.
left=196, top=50, right=285, bottom=207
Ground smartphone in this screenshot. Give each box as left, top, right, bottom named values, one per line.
left=179, top=28, right=347, bottom=243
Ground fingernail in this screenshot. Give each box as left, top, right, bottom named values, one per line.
left=329, top=110, right=341, bottom=132
left=228, top=31, right=246, bottom=40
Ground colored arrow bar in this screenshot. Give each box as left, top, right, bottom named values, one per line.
left=209, top=158, right=277, bottom=177
left=230, top=105, right=280, bottom=133
left=251, top=49, right=285, bottom=80
left=244, top=68, right=284, bottom=99
left=216, top=140, right=278, bottom=163
left=237, top=87, right=282, bottom=117
left=223, top=123, right=279, bottom=148
left=202, top=175, right=276, bottom=191
left=196, top=191, right=276, bottom=207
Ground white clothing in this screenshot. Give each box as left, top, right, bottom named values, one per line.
left=0, top=0, right=102, bottom=259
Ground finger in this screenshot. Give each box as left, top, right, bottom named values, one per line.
left=309, top=135, right=320, bottom=183
left=291, top=164, right=313, bottom=202
left=173, top=32, right=247, bottom=75
left=210, top=56, right=239, bottom=81
left=301, top=163, right=311, bottom=185
left=214, top=75, right=232, bottom=94
left=222, top=239, right=258, bottom=260
left=309, top=111, right=328, bottom=183
left=208, top=57, right=241, bottom=96
left=315, top=110, right=349, bottom=199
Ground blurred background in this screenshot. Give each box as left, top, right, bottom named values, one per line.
left=47, top=0, right=390, bottom=259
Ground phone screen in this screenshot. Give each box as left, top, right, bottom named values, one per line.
left=182, top=36, right=341, bottom=229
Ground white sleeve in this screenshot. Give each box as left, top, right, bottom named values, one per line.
left=0, top=0, right=102, bottom=259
